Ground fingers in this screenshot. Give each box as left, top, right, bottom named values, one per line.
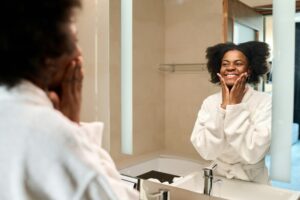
left=73, top=58, right=84, bottom=93
left=59, top=57, right=83, bottom=123
left=217, top=73, right=227, bottom=90
left=62, top=60, right=77, bottom=97
left=61, top=58, right=83, bottom=92
left=233, top=72, right=247, bottom=90
left=47, top=91, right=60, bottom=110
left=230, top=72, right=248, bottom=104
left=240, top=72, right=248, bottom=84
left=217, top=73, right=224, bottom=84
left=217, top=73, right=230, bottom=109
left=217, top=73, right=229, bottom=90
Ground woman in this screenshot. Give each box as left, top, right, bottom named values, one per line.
left=191, top=41, right=271, bottom=184
left=0, top=0, right=138, bottom=199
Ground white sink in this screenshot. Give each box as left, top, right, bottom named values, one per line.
left=172, top=172, right=300, bottom=200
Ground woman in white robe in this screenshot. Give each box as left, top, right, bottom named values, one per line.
left=0, top=0, right=138, bottom=199
left=191, top=42, right=271, bottom=184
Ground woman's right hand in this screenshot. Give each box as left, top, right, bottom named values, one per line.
left=217, top=72, right=248, bottom=109
left=217, top=73, right=230, bottom=109
left=48, top=56, right=84, bottom=124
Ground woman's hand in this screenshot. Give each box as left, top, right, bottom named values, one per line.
left=217, top=73, right=230, bottom=109
left=48, top=56, right=84, bottom=123
left=217, top=72, right=248, bottom=109
left=229, top=72, right=248, bottom=105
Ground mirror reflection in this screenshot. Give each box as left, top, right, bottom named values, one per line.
left=78, top=0, right=300, bottom=198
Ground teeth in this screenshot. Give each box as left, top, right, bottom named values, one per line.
left=226, top=74, right=237, bottom=78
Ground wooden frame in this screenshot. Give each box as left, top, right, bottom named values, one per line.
left=223, top=0, right=264, bottom=42
left=223, top=0, right=229, bottom=42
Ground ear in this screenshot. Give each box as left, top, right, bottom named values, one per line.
left=44, top=58, right=57, bottom=74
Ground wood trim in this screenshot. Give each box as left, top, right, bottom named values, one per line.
left=223, top=0, right=229, bottom=42
left=226, top=0, right=264, bottom=42
left=254, top=1, right=300, bottom=15
left=255, top=30, right=259, bottom=41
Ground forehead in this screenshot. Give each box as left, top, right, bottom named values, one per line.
left=222, top=50, right=247, bottom=61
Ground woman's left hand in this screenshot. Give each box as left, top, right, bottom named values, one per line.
left=229, top=72, right=248, bottom=105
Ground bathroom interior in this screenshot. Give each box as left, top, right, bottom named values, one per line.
left=77, top=0, right=300, bottom=199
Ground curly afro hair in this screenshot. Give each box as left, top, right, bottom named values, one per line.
left=0, top=0, right=81, bottom=87
left=206, top=41, right=270, bottom=84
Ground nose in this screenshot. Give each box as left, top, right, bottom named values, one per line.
left=226, top=63, right=236, bottom=71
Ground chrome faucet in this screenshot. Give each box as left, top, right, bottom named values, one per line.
left=203, top=163, right=217, bottom=196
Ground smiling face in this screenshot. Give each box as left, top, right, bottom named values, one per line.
left=220, top=50, right=250, bottom=87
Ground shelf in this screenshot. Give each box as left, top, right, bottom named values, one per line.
left=158, top=63, right=207, bottom=72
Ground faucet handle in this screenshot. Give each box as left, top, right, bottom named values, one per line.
left=203, top=162, right=217, bottom=178
left=203, top=162, right=217, bottom=196
left=203, top=162, right=217, bottom=171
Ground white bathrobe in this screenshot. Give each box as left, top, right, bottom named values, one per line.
left=191, top=86, right=271, bottom=184
left=0, top=81, right=138, bottom=200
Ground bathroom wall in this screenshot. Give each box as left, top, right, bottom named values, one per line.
left=163, top=0, right=222, bottom=158
left=78, top=0, right=226, bottom=164
left=77, top=0, right=111, bottom=150
left=110, top=0, right=165, bottom=162
left=109, top=0, right=225, bottom=164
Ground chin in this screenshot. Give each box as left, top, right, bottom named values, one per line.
left=225, top=81, right=235, bottom=85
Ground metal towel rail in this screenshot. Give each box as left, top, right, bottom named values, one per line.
left=158, top=63, right=207, bottom=72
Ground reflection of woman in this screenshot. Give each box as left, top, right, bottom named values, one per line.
left=191, top=41, right=271, bottom=184
left=0, top=0, right=138, bottom=199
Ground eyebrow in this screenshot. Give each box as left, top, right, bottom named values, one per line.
left=222, top=59, right=245, bottom=62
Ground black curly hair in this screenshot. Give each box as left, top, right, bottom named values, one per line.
left=0, top=0, right=81, bottom=87
left=206, top=41, right=270, bottom=84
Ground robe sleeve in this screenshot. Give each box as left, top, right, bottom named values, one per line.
left=74, top=122, right=139, bottom=200
left=191, top=98, right=227, bottom=160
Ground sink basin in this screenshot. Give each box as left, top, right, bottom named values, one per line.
left=172, top=172, right=300, bottom=200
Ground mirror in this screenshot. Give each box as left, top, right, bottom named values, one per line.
left=118, top=0, right=299, bottom=193
left=76, top=0, right=299, bottom=197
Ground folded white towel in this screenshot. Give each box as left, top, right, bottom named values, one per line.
left=147, top=178, right=161, bottom=183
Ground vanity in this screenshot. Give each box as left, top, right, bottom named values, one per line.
left=171, top=171, right=300, bottom=200
left=119, top=155, right=300, bottom=200
left=138, top=170, right=300, bottom=200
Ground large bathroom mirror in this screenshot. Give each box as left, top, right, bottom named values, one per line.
left=117, top=0, right=299, bottom=193
left=77, top=0, right=300, bottom=197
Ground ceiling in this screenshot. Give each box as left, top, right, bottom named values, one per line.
left=239, top=0, right=272, bottom=7
left=240, top=0, right=300, bottom=15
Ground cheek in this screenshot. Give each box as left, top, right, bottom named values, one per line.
left=219, top=67, right=225, bottom=74
left=242, top=65, right=249, bottom=73
left=48, top=58, right=70, bottom=87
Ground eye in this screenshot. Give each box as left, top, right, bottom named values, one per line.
left=221, top=62, right=229, bottom=67
left=235, top=62, right=244, bottom=66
